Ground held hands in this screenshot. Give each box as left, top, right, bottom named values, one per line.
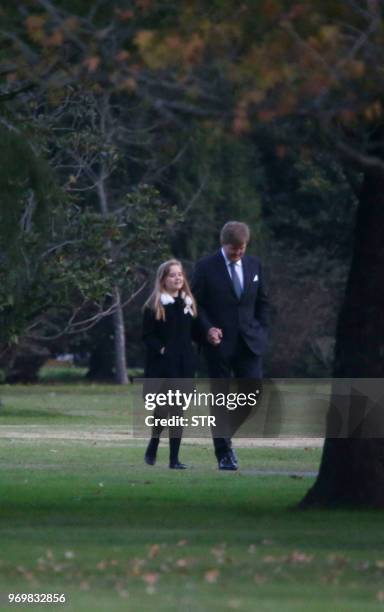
left=207, top=327, right=223, bottom=346
left=160, top=347, right=165, bottom=355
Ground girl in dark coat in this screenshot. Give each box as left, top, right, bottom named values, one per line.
left=142, top=259, right=197, bottom=469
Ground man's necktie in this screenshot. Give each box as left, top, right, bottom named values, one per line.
left=229, top=262, right=242, bottom=299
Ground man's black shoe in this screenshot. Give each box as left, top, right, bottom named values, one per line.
left=144, top=454, right=156, bottom=466
left=218, top=455, right=238, bottom=471
left=169, top=462, right=187, bottom=469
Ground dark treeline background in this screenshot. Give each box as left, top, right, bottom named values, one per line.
left=0, top=0, right=362, bottom=384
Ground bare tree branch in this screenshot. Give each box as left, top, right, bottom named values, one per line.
left=26, top=280, right=148, bottom=340
left=322, top=123, right=384, bottom=172
left=19, top=190, right=36, bottom=233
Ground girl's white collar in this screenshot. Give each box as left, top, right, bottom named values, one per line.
left=160, top=292, right=176, bottom=305
left=160, top=291, right=193, bottom=314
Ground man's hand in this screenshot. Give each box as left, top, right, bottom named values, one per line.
left=207, top=327, right=223, bottom=346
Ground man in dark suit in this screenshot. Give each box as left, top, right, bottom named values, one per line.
left=192, top=221, right=269, bottom=470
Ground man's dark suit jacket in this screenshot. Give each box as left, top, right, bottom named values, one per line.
left=192, top=250, right=269, bottom=359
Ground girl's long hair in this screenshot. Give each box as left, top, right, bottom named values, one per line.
left=143, top=259, right=197, bottom=321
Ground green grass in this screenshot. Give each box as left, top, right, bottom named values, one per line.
left=1, top=440, right=384, bottom=611
left=38, top=365, right=144, bottom=384
left=0, top=385, right=384, bottom=611
left=0, top=383, right=130, bottom=426
left=38, top=366, right=89, bottom=384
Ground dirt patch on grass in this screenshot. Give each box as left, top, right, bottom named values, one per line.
left=0, top=426, right=323, bottom=447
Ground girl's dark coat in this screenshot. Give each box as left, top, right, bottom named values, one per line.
left=142, top=296, right=198, bottom=379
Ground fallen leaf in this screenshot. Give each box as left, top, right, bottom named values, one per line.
left=96, top=561, right=107, bottom=570
left=289, top=551, right=314, bottom=564
left=356, top=561, right=370, bottom=572
left=327, top=554, right=348, bottom=567
left=211, top=545, right=226, bottom=563
left=262, top=555, right=281, bottom=564
left=254, top=574, right=267, bottom=585
left=131, top=559, right=146, bottom=576
left=146, top=586, right=156, bottom=595
left=79, top=580, right=90, bottom=591
left=321, top=572, right=339, bottom=585
left=228, top=599, right=242, bottom=609
left=142, top=572, right=159, bottom=585
left=205, top=569, right=220, bottom=583
left=149, top=544, right=159, bottom=559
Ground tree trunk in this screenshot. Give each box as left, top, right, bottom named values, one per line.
left=86, top=318, right=115, bottom=382
left=112, top=286, right=129, bottom=385
left=97, top=170, right=129, bottom=385
left=4, top=343, right=49, bottom=384
left=300, top=168, right=384, bottom=508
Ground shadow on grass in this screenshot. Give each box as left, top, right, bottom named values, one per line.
left=2, top=470, right=383, bottom=552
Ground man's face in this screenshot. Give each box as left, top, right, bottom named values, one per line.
left=223, top=242, right=247, bottom=262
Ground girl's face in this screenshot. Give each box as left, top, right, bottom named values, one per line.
left=163, top=264, right=184, bottom=295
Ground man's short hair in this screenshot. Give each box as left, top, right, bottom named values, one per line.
left=220, top=221, right=250, bottom=246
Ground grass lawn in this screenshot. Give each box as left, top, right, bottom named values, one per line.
left=0, top=384, right=384, bottom=610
